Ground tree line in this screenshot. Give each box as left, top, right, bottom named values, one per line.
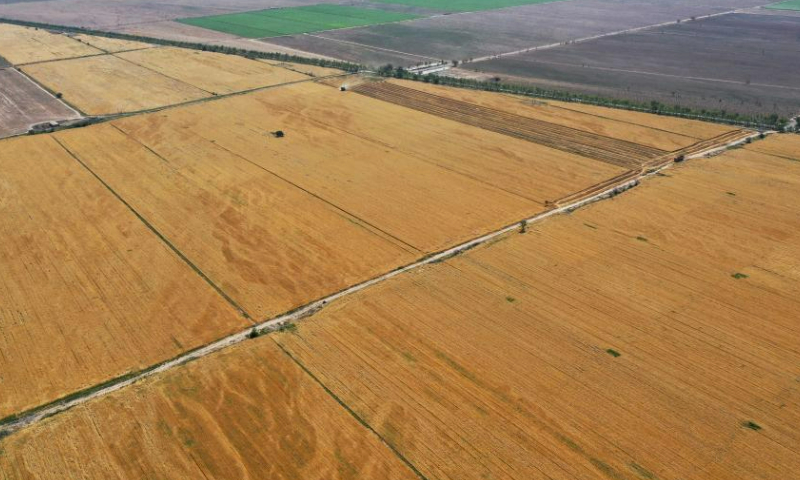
left=377, top=64, right=792, bottom=131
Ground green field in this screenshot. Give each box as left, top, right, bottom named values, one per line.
left=765, top=0, right=800, bottom=10
left=373, top=0, right=566, bottom=13
left=177, top=4, right=420, bottom=38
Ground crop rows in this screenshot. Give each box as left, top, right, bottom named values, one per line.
left=352, top=81, right=667, bottom=169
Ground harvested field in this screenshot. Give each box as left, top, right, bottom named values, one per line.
left=272, top=141, right=800, bottom=480
left=0, top=337, right=418, bottom=480
left=0, top=135, right=246, bottom=419
left=116, top=47, right=308, bottom=94
left=22, top=54, right=210, bottom=114
left=351, top=80, right=667, bottom=168
left=473, top=13, right=800, bottom=117
left=72, top=33, right=154, bottom=52
left=389, top=79, right=715, bottom=150
left=55, top=121, right=416, bottom=320
left=0, top=23, right=101, bottom=64
left=177, top=4, right=420, bottom=38
left=0, top=68, right=78, bottom=138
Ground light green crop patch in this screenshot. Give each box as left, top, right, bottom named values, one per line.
left=765, top=0, right=800, bottom=11
left=178, top=4, right=420, bottom=38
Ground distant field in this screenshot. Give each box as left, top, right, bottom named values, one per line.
left=177, top=4, right=420, bottom=38
left=474, top=13, right=800, bottom=117
left=374, top=0, right=565, bottom=13
left=116, top=47, right=308, bottom=94
left=0, top=23, right=100, bottom=64
left=22, top=55, right=210, bottom=114
left=765, top=0, right=800, bottom=10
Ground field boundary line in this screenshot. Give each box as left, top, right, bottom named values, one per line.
left=51, top=135, right=253, bottom=321
left=274, top=341, right=432, bottom=480
left=16, top=50, right=108, bottom=67
left=202, top=136, right=423, bottom=254
left=0, top=130, right=767, bottom=439
left=110, top=51, right=216, bottom=95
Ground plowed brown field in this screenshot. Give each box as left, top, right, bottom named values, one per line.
left=0, top=23, right=101, bottom=64
left=389, top=79, right=701, bottom=152
left=0, top=135, right=246, bottom=419
left=0, top=337, right=418, bottom=480
left=0, top=68, right=78, bottom=138
left=54, top=122, right=416, bottom=320
left=352, top=81, right=667, bottom=169
left=22, top=55, right=209, bottom=114
left=116, top=47, right=308, bottom=94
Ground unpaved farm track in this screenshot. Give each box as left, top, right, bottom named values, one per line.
left=350, top=81, right=667, bottom=169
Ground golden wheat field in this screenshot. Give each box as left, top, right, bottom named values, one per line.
left=1, top=26, right=797, bottom=479
left=271, top=141, right=800, bottom=480
left=72, top=34, right=154, bottom=53
left=54, top=122, right=416, bottom=320
left=0, top=23, right=101, bottom=64
left=261, top=59, right=345, bottom=78
left=2, top=136, right=797, bottom=479
left=544, top=98, right=738, bottom=139
left=97, top=84, right=548, bottom=252
left=22, top=54, right=210, bottom=114
left=0, top=337, right=418, bottom=480
left=746, top=133, right=800, bottom=161
left=240, top=81, right=628, bottom=202
left=0, top=135, right=246, bottom=419
left=116, top=47, right=308, bottom=94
